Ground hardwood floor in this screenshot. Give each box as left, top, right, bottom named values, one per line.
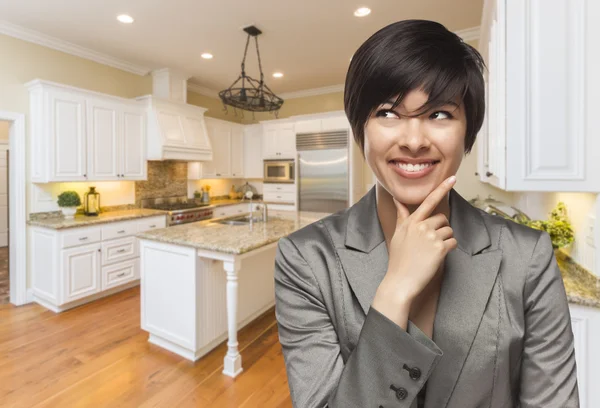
left=0, top=247, right=8, bottom=304
left=0, top=286, right=293, bottom=407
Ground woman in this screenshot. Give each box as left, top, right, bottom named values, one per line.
left=274, top=20, right=579, bottom=408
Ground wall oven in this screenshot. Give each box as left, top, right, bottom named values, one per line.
left=264, top=159, right=295, bottom=183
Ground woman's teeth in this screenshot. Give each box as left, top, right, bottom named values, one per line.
left=393, top=161, right=437, bottom=172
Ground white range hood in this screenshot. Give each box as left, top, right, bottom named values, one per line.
left=137, top=68, right=213, bottom=161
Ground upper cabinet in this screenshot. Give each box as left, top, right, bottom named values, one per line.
left=243, top=124, right=264, bottom=178
left=295, top=115, right=350, bottom=134
left=479, top=0, right=600, bottom=192
left=262, top=122, right=296, bottom=159
left=188, top=117, right=244, bottom=179
left=26, top=80, right=147, bottom=183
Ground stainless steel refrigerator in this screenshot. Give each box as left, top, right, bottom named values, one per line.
left=297, top=130, right=349, bottom=213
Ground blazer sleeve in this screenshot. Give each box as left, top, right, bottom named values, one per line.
left=274, top=236, right=443, bottom=408
left=519, top=231, right=580, bottom=407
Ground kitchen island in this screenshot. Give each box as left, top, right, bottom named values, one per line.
left=136, top=210, right=329, bottom=377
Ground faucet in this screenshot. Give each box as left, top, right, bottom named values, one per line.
left=257, top=202, right=268, bottom=222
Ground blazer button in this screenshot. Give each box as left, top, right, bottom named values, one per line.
left=403, top=363, right=421, bottom=380
left=390, top=384, right=408, bottom=400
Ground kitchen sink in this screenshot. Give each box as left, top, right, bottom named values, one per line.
left=213, top=215, right=262, bottom=225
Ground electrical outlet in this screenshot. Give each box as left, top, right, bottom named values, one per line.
left=586, top=215, right=596, bottom=248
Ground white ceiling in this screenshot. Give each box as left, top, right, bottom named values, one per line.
left=0, top=0, right=483, bottom=94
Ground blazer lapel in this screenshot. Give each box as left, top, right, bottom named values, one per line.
left=337, top=186, right=387, bottom=316
left=424, top=190, right=502, bottom=408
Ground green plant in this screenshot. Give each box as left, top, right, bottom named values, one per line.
left=517, top=202, right=574, bottom=249
left=193, top=190, right=201, bottom=199
left=57, top=191, right=81, bottom=207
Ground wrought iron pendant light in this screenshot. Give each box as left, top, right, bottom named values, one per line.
left=219, top=25, right=284, bottom=118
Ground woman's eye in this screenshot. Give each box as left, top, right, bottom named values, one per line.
left=375, top=109, right=399, bottom=119
left=430, top=111, right=453, bottom=120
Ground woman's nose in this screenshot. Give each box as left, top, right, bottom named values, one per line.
left=397, top=118, right=430, bottom=153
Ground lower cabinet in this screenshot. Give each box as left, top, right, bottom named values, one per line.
left=568, top=304, right=600, bottom=407
left=212, top=203, right=251, bottom=218
left=30, top=215, right=166, bottom=312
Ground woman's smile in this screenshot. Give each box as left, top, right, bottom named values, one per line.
left=388, top=159, right=440, bottom=179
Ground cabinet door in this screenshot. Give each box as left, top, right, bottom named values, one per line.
left=87, top=98, right=120, bottom=180
left=243, top=125, right=263, bottom=178
left=230, top=126, right=244, bottom=177
left=122, top=107, right=146, bottom=180
left=213, top=124, right=231, bottom=177
left=62, top=243, right=101, bottom=304
left=48, top=90, right=87, bottom=181
left=277, top=124, right=297, bottom=158
left=262, top=125, right=279, bottom=159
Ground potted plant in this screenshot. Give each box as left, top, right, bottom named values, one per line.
left=517, top=202, right=574, bottom=250
left=57, top=191, right=81, bottom=219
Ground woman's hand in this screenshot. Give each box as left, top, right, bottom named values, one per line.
left=372, top=176, right=458, bottom=328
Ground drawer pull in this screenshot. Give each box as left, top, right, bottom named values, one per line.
left=149, top=225, right=156, bottom=228
left=116, top=272, right=126, bottom=278
left=79, top=237, right=88, bottom=241
left=117, top=230, right=126, bottom=234
left=277, top=196, right=281, bottom=198
left=117, top=249, right=126, bottom=253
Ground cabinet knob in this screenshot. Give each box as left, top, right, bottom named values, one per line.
left=84, top=174, right=87, bottom=178
left=475, top=172, right=479, bottom=176
left=485, top=171, right=494, bottom=177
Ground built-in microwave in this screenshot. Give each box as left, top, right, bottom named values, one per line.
left=264, top=159, right=295, bottom=183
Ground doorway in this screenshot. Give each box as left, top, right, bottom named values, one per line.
left=0, top=111, right=27, bottom=306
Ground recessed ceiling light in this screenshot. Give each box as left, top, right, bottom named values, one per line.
left=117, top=14, right=134, bottom=24
left=273, top=72, right=284, bottom=78
left=354, top=7, right=371, bottom=17
left=201, top=53, right=214, bottom=59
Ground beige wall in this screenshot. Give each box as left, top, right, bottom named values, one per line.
left=0, top=121, right=9, bottom=141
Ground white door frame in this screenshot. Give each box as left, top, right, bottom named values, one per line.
left=0, top=111, right=27, bottom=305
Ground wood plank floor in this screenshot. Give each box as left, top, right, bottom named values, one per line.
left=0, top=286, right=293, bottom=408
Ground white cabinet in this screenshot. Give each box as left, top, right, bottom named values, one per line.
left=295, top=115, right=349, bottom=134
left=231, top=126, right=244, bottom=178
left=243, top=124, right=263, bottom=178
left=26, top=80, right=147, bottom=182
left=212, top=203, right=250, bottom=218
left=263, top=183, right=297, bottom=205
left=188, top=117, right=245, bottom=179
left=62, top=243, right=101, bottom=303
left=478, top=0, right=600, bottom=192
left=569, top=303, right=600, bottom=408
left=262, top=122, right=296, bottom=159
left=30, top=214, right=167, bottom=312
left=47, top=89, right=87, bottom=181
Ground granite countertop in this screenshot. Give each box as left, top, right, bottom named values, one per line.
left=137, top=211, right=330, bottom=255
left=555, top=250, right=600, bottom=309
left=27, top=209, right=167, bottom=230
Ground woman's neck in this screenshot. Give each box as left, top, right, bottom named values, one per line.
left=375, top=182, right=451, bottom=247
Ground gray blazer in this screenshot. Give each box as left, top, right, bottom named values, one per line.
left=274, top=186, right=579, bottom=408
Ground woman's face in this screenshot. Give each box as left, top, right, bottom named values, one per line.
left=364, top=88, right=466, bottom=206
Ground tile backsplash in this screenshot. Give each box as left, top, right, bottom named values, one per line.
left=135, top=160, right=188, bottom=204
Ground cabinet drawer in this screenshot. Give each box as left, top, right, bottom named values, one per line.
left=264, top=191, right=296, bottom=203
left=263, top=183, right=296, bottom=194
left=213, top=205, right=238, bottom=218
left=102, top=258, right=138, bottom=290
left=61, top=227, right=102, bottom=249
left=102, top=220, right=137, bottom=241
left=101, top=236, right=138, bottom=265
left=137, top=216, right=166, bottom=233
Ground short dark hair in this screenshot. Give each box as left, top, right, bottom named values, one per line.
left=344, top=19, right=486, bottom=155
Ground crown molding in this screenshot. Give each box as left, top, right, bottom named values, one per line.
left=455, top=26, right=480, bottom=43
left=0, top=20, right=151, bottom=76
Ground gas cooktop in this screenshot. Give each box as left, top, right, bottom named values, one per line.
left=148, top=202, right=211, bottom=211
